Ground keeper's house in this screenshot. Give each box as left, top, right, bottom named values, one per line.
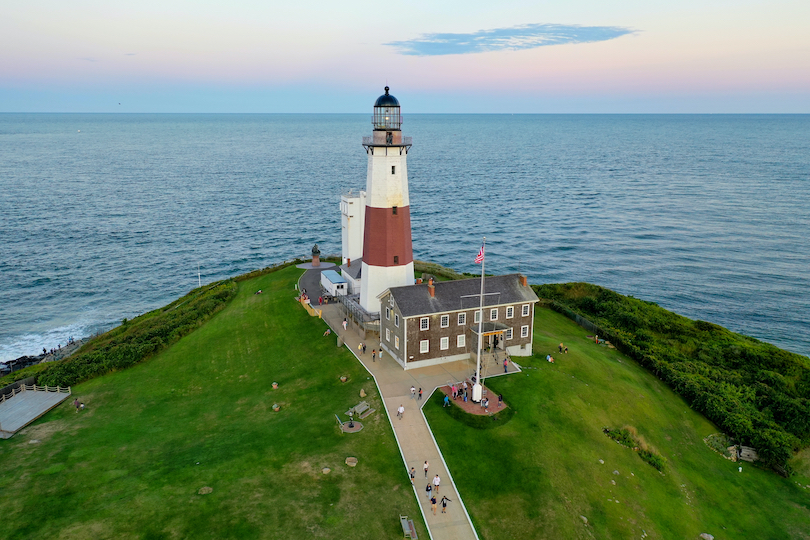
left=378, top=274, right=539, bottom=370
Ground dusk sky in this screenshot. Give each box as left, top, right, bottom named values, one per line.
left=2, top=0, right=809, bottom=113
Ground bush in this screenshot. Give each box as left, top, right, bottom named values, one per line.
left=537, top=282, right=810, bottom=470
left=605, top=426, right=667, bottom=471
left=36, top=281, right=237, bottom=387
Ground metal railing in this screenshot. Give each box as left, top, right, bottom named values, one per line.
left=362, top=136, right=412, bottom=146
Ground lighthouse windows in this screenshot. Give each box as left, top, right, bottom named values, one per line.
left=392, top=166, right=396, bottom=174
left=394, top=256, right=399, bottom=264
left=392, top=206, right=397, bottom=215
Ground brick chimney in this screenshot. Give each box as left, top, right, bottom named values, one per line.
left=428, top=278, right=435, bottom=298
left=347, top=258, right=351, bottom=267
left=519, top=274, right=528, bottom=287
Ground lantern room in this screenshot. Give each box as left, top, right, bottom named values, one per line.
left=372, top=86, right=402, bottom=131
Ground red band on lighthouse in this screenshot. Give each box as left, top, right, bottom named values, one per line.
left=362, top=206, right=413, bottom=267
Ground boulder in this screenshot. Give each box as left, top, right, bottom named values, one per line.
left=360, top=389, right=367, bottom=398
left=699, top=534, right=714, bottom=540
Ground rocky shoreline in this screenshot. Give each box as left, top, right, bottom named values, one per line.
left=0, top=338, right=85, bottom=377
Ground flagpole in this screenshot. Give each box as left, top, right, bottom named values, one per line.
left=473, top=237, right=485, bottom=403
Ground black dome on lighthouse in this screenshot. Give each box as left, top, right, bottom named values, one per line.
left=374, top=86, right=400, bottom=107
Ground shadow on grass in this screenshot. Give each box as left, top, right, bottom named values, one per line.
left=428, top=390, right=515, bottom=429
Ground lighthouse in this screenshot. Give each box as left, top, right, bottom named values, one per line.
left=359, top=87, right=414, bottom=314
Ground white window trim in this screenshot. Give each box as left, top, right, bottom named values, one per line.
left=457, top=334, right=466, bottom=348
left=521, top=325, right=529, bottom=338
left=386, top=328, right=391, bottom=341
left=440, top=315, right=449, bottom=328
left=386, top=307, right=390, bottom=320
left=420, top=317, right=429, bottom=331
left=506, top=328, right=513, bottom=340
left=458, top=313, right=466, bottom=325
left=440, top=337, right=449, bottom=350
left=395, top=314, right=400, bottom=327
left=474, top=311, right=481, bottom=324
left=395, top=336, right=400, bottom=349
left=490, top=308, right=498, bottom=321
left=506, top=306, right=514, bottom=319
left=420, top=340, right=429, bottom=353
left=522, top=304, right=530, bottom=316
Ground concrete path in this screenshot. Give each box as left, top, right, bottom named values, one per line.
left=299, top=269, right=522, bottom=540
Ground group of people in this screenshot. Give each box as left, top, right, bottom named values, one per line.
left=411, top=462, right=452, bottom=515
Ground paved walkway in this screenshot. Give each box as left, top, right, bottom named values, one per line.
left=299, top=269, right=521, bottom=540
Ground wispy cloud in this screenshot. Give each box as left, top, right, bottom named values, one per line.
left=79, top=57, right=99, bottom=62
left=124, top=53, right=137, bottom=56
left=387, top=23, right=634, bottom=56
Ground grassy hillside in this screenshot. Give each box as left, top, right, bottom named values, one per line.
left=425, top=306, right=810, bottom=540
left=0, top=266, right=423, bottom=540
left=534, top=283, right=810, bottom=471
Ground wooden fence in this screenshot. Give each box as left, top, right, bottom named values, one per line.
left=0, top=384, right=71, bottom=404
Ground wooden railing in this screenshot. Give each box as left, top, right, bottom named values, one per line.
left=0, top=384, right=71, bottom=404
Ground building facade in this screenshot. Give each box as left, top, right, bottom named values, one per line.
left=378, top=274, right=539, bottom=370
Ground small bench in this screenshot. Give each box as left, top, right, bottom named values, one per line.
left=345, top=401, right=376, bottom=419
left=400, top=515, right=418, bottom=539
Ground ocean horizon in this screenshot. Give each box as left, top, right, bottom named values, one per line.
left=1, top=113, right=809, bottom=362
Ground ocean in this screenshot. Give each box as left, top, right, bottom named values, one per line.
left=1, top=113, right=808, bottom=361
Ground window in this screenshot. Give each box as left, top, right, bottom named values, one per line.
left=392, top=206, right=398, bottom=215
left=440, top=315, right=449, bottom=328
left=458, top=312, right=466, bottom=325
left=420, top=317, right=429, bottom=331
left=389, top=295, right=394, bottom=306
left=393, top=256, right=399, bottom=264
left=521, top=325, right=529, bottom=338
left=440, top=337, right=449, bottom=350
left=522, top=304, right=530, bottom=317
left=392, top=165, right=396, bottom=174
left=386, top=307, right=390, bottom=320
left=395, top=314, right=399, bottom=327
left=474, top=311, right=481, bottom=324
left=506, top=328, right=513, bottom=340
left=420, top=340, right=429, bottom=353
left=457, top=334, right=466, bottom=348
left=386, top=328, right=391, bottom=341
left=506, top=306, right=514, bottom=319
left=395, top=336, right=400, bottom=349
left=490, top=308, right=498, bottom=321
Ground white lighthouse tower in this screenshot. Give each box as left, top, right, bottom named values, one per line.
left=359, top=87, right=414, bottom=314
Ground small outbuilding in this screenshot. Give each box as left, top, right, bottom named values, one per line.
left=320, top=270, right=348, bottom=297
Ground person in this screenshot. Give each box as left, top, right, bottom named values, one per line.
left=342, top=318, right=347, bottom=331
left=546, top=354, right=551, bottom=362
left=74, top=398, right=80, bottom=412
left=318, top=296, right=323, bottom=305
left=559, top=342, right=563, bottom=353
left=440, top=496, right=452, bottom=513
left=358, top=342, right=363, bottom=353
left=418, top=388, right=423, bottom=400
left=451, top=384, right=456, bottom=399
left=362, top=343, right=367, bottom=354
left=410, top=386, right=416, bottom=399
left=372, top=349, right=376, bottom=362
left=504, top=358, right=508, bottom=373
left=323, top=329, right=331, bottom=336
left=410, top=467, right=416, bottom=484
left=378, top=347, right=384, bottom=360
left=462, top=381, right=468, bottom=393
left=431, top=495, right=437, bottom=515
left=426, top=483, right=433, bottom=499
left=433, top=474, right=440, bottom=494
left=443, top=395, right=450, bottom=407
left=424, top=460, right=429, bottom=478
left=397, top=404, right=405, bottom=419
left=549, top=356, right=555, bottom=363
left=564, top=346, right=568, bottom=354
left=498, top=394, right=503, bottom=408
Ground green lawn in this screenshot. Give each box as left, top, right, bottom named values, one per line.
left=0, top=266, right=423, bottom=540
left=424, top=306, right=810, bottom=540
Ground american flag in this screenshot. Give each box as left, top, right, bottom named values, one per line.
left=474, top=244, right=485, bottom=264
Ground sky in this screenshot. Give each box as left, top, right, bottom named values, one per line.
left=1, top=0, right=809, bottom=113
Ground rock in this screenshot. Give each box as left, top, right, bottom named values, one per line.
left=579, top=515, right=588, bottom=524
left=598, top=459, right=604, bottom=464
left=198, top=487, right=213, bottom=495
left=699, top=534, right=714, bottom=540
left=611, top=480, right=616, bottom=485
left=613, top=470, right=620, bottom=475
left=360, top=389, right=367, bottom=398
left=29, top=439, right=40, bottom=444
left=345, top=457, right=358, bottom=467
left=322, top=467, right=331, bottom=474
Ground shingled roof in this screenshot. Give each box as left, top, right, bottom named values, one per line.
left=385, top=274, right=538, bottom=318
left=340, top=257, right=363, bottom=280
